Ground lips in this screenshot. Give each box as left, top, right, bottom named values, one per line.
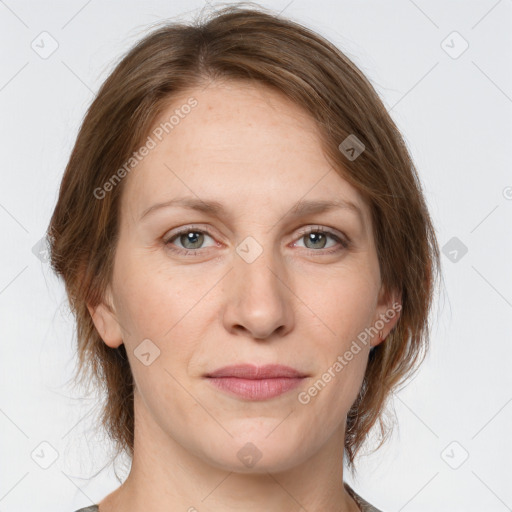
left=205, top=364, right=308, bottom=401
left=206, top=364, right=307, bottom=379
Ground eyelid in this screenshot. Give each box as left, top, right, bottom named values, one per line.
left=296, top=225, right=349, bottom=243
left=164, top=223, right=218, bottom=237
left=163, top=224, right=219, bottom=248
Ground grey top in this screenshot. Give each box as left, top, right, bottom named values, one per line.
left=73, top=483, right=382, bottom=512
left=345, top=482, right=383, bottom=511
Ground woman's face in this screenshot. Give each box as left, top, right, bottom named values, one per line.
left=90, top=80, right=400, bottom=473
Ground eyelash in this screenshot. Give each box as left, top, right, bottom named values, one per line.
left=163, top=225, right=350, bottom=256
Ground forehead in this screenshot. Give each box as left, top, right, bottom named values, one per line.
left=121, top=80, right=370, bottom=227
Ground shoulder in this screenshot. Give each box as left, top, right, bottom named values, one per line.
left=73, top=506, right=99, bottom=512
left=344, top=482, right=384, bottom=512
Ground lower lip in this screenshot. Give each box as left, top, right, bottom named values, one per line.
left=206, top=377, right=304, bottom=400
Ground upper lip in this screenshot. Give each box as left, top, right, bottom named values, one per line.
left=206, top=364, right=307, bottom=379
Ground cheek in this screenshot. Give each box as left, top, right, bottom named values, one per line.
left=114, top=267, right=204, bottom=415
left=113, top=249, right=192, bottom=335
left=300, top=266, right=379, bottom=348
left=292, top=269, right=376, bottom=406
left=111, top=257, right=209, bottom=393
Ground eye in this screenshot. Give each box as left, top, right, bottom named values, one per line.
left=164, top=226, right=217, bottom=254
left=293, top=226, right=349, bottom=254
left=163, top=225, right=350, bottom=256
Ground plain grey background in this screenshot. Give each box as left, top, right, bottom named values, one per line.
left=0, top=1, right=511, bottom=511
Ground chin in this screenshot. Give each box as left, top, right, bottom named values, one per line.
left=199, top=432, right=311, bottom=474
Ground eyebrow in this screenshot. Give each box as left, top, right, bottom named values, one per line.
left=139, top=196, right=364, bottom=224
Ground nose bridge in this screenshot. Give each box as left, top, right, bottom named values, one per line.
left=223, top=233, right=293, bottom=339
left=237, top=234, right=283, bottom=292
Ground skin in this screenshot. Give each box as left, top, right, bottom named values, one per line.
left=88, top=79, right=400, bottom=512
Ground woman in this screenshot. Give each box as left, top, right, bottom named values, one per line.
left=48, top=4, right=440, bottom=511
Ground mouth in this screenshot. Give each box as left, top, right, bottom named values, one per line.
left=205, top=364, right=308, bottom=401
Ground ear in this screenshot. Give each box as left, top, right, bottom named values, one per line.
left=87, top=285, right=124, bottom=348
left=371, top=284, right=402, bottom=349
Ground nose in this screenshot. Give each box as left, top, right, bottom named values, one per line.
left=222, top=243, right=295, bottom=341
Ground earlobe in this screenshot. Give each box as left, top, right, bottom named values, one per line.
left=372, top=287, right=402, bottom=348
left=87, top=288, right=124, bottom=348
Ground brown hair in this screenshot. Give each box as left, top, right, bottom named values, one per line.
left=47, top=3, right=441, bottom=474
